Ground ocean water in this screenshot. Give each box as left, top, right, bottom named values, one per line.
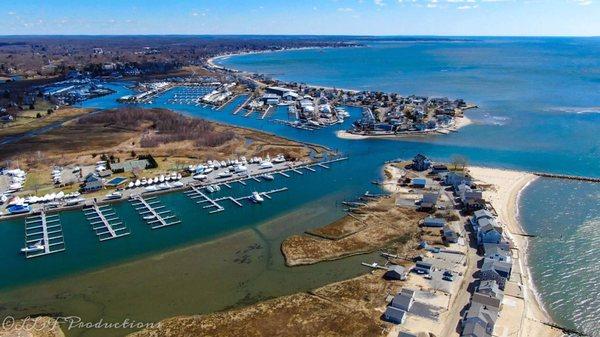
left=0, top=37, right=598, bottom=336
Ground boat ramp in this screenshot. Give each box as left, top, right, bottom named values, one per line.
left=84, top=203, right=130, bottom=241
left=130, top=195, right=181, bottom=229
left=23, top=211, right=66, bottom=259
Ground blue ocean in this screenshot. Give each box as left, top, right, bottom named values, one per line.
left=0, top=37, right=598, bottom=337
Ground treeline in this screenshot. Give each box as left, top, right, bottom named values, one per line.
left=78, top=107, right=235, bottom=148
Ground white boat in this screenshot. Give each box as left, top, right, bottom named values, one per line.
left=128, top=182, right=135, bottom=189
left=21, top=240, right=44, bottom=253
left=260, top=161, right=274, bottom=169
left=262, top=174, right=275, bottom=181
left=158, top=183, right=169, bottom=190
left=272, top=154, right=286, bottom=163
left=172, top=181, right=184, bottom=188
left=234, top=165, right=247, bottom=173
left=206, top=185, right=215, bottom=193
left=143, top=214, right=155, bottom=220
left=176, top=173, right=182, bottom=180
left=105, top=191, right=122, bottom=200
left=153, top=177, right=159, bottom=184
left=56, top=191, right=65, bottom=199
left=217, top=172, right=232, bottom=179
left=165, top=176, right=171, bottom=181
left=251, top=191, right=264, bottom=203
left=220, top=161, right=227, bottom=167
left=204, top=168, right=213, bottom=174
left=193, top=174, right=207, bottom=180
left=0, top=194, right=8, bottom=204
left=141, top=178, right=148, bottom=186
left=145, top=185, right=158, bottom=192
left=135, top=179, right=141, bottom=187
left=159, top=175, right=165, bottom=183
left=65, top=197, right=85, bottom=206
left=214, top=185, right=221, bottom=191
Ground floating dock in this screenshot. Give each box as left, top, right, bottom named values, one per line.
left=130, top=195, right=181, bottom=229
left=84, top=204, right=130, bottom=241
left=23, top=211, right=65, bottom=259
left=184, top=186, right=225, bottom=214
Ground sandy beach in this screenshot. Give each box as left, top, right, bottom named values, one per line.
left=468, top=166, right=562, bottom=337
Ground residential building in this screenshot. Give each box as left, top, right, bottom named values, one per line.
left=412, top=154, right=431, bottom=171
left=423, top=217, right=446, bottom=228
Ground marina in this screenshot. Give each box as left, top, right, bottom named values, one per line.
left=130, top=195, right=181, bottom=230
left=22, top=211, right=66, bottom=259
left=84, top=203, right=130, bottom=241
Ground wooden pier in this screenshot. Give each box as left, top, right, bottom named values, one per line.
left=130, top=195, right=181, bottom=229
left=23, top=211, right=65, bottom=259
left=84, top=204, right=130, bottom=241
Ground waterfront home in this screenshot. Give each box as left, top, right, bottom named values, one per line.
left=391, top=289, right=415, bottom=312
left=461, top=299, right=499, bottom=337
left=385, top=265, right=408, bottom=281
left=260, top=93, right=280, bottom=105
left=483, top=243, right=511, bottom=263
left=82, top=173, right=103, bottom=192
left=411, top=178, right=427, bottom=188
left=445, top=172, right=471, bottom=190
left=473, top=280, right=504, bottom=310
left=423, top=216, right=446, bottom=228
left=266, top=86, right=294, bottom=97
left=412, top=154, right=431, bottom=171
left=383, top=306, right=407, bottom=324
left=477, top=222, right=503, bottom=245
left=482, top=258, right=512, bottom=279
left=470, top=209, right=494, bottom=230
left=431, top=164, right=449, bottom=174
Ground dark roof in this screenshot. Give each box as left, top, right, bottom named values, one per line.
left=473, top=209, right=494, bottom=220
left=423, top=217, right=446, bottom=227
left=384, top=306, right=407, bottom=323
left=461, top=320, right=490, bottom=337
left=391, top=293, right=414, bottom=312
left=482, top=258, right=512, bottom=276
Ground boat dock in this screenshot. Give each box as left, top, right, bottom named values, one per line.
left=233, top=95, right=254, bottom=115
left=185, top=186, right=225, bottom=214
left=214, top=187, right=289, bottom=206
left=23, top=211, right=65, bottom=259
left=130, top=195, right=181, bottom=229
left=84, top=203, right=130, bottom=241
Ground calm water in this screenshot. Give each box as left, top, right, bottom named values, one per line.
left=0, top=37, right=598, bottom=336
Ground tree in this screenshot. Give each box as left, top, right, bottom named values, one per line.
left=450, top=155, right=468, bottom=171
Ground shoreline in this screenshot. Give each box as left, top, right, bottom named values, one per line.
left=467, top=166, right=561, bottom=337
left=336, top=115, right=473, bottom=140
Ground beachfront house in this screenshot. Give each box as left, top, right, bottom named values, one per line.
left=473, top=280, right=504, bottom=310
left=412, top=154, right=431, bottom=171
left=423, top=217, right=446, bottom=228
left=483, top=243, right=511, bottom=263
left=461, top=299, right=499, bottom=337
left=477, top=222, right=503, bottom=245
left=391, top=289, right=415, bottom=312
left=445, top=172, right=471, bottom=190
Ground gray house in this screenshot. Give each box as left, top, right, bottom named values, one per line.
left=385, top=265, right=408, bottom=281
left=391, top=289, right=415, bottom=312
left=383, top=306, right=407, bottom=324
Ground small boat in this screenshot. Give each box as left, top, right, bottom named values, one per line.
left=251, top=191, right=264, bottom=203
left=262, top=174, right=275, bottom=181
left=193, top=174, right=207, bottom=180
left=204, top=168, right=213, bottom=174
left=260, top=161, right=273, bottom=169
left=206, top=186, right=215, bottom=193
left=105, top=191, right=123, bottom=200
left=158, top=183, right=169, bottom=190
left=145, top=185, right=158, bottom=192
left=214, top=185, right=221, bottom=192
left=176, top=173, right=182, bottom=180
left=153, top=177, right=159, bottom=184
left=272, top=154, right=286, bottom=163
left=65, top=197, right=85, bottom=206
left=7, top=204, right=31, bottom=214
left=135, top=180, right=141, bottom=187
left=21, top=240, right=44, bottom=253
left=172, top=181, right=184, bottom=188
left=159, top=175, right=165, bottom=183
left=141, top=178, right=148, bottom=186
left=128, top=182, right=135, bottom=189
left=217, top=172, right=232, bottom=179
left=143, top=215, right=155, bottom=220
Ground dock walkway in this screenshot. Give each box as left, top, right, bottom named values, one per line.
left=23, top=211, right=65, bottom=259
left=130, top=195, right=181, bottom=229
left=84, top=204, right=130, bottom=241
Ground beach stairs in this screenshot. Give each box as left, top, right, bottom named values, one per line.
left=130, top=195, right=181, bottom=230
left=184, top=186, right=225, bottom=214
left=23, top=211, right=66, bottom=259
left=84, top=204, right=130, bottom=241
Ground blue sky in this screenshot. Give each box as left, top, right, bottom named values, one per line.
left=1, top=0, right=599, bottom=36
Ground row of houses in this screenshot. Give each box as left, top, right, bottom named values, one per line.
left=461, top=210, right=514, bottom=337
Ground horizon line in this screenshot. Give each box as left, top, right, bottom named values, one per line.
left=0, top=34, right=598, bottom=38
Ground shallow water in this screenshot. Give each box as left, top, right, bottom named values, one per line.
left=1, top=37, right=599, bottom=336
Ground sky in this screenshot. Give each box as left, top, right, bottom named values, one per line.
left=1, top=0, right=599, bottom=36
